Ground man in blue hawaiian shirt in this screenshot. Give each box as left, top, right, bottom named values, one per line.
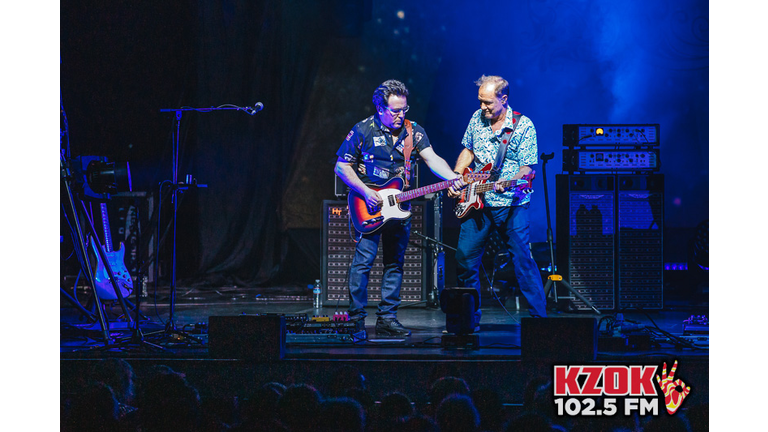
left=448, top=75, right=548, bottom=329
left=335, top=79, right=462, bottom=337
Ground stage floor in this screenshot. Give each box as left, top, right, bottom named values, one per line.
left=60, top=285, right=711, bottom=411
left=60, top=284, right=709, bottom=359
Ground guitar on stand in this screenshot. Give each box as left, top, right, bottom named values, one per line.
left=89, top=202, right=133, bottom=301
left=348, top=171, right=491, bottom=235
left=453, top=163, right=535, bottom=218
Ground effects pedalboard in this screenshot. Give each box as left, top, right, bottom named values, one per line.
left=285, top=312, right=367, bottom=344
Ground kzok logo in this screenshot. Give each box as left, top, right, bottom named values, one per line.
left=553, top=360, right=691, bottom=417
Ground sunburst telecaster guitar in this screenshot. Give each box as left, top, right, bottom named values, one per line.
left=348, top=171, right=491, bottom=235
left=453, top=163, right=535, bottom=218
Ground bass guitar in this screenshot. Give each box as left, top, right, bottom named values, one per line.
left=89, top=202, right=133, bottom=300
left=349, top=171, right=491, bottom=235
left=453, top=163, right=535, bottom=219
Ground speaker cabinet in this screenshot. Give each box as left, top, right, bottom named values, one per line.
left=322, top=200, right=430, bottom=305
left=556, top=175, right=663, bottom=311
left=522, top=317, right=597, bottom=362
left=208, top=315, right=285, bottom=361
left=617, top=175, right=664, bottom=309
left=556, top=175, right=616, bottom=310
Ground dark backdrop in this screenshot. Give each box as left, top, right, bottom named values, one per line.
left=60, top=0, right=709, bottom=288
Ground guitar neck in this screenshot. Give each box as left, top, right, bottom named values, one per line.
left=474, top=179, right=514, bottom=194
left=100, top=203, right=113, bottom=253
left=396, top=179, right=457, bottom=203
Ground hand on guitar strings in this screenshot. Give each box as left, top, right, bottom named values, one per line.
left=364, top=187, right=383, bottom=212
left=446, top=174, right=467, bottom=198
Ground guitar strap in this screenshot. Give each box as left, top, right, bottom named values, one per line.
left=402, top=119, right=414, bottom=188
left=491, top=111, right=523, bottom=178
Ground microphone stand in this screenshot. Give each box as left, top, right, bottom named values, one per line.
left=410, top=230, right=454, bottom=309
left=539, top=152, right=600, bottom=315
left=153, top=104, right=258, bottom=344
left=103, top=198, right=168, bottom=352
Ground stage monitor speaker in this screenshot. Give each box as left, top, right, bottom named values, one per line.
left=322, top=200, right=429, bottom=305
left=521, top=317, right=597, bottom=362
left=208, top=315, right=285, bottom=362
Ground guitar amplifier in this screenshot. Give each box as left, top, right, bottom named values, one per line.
left=321, top=200, right=429, bottom=305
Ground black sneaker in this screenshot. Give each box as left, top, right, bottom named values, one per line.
left=375, top=318, right=411, bottom=337
left=348, top=312, right=366, bottom=322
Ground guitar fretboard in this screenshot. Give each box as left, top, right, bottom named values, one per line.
left=396, top=179, right=458, bottom=203
left=100, top=203, right=113, bottom=253
left=474, top=180, right=514, bottom=194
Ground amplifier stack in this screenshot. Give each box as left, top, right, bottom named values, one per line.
left=556, top=124, right=664, bottom=311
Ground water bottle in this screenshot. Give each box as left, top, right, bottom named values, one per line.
left=313, top=279, right=323, bottom=309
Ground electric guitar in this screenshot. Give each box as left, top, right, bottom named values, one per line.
left=348, top=171, right=491, bottom=235
left=453, top=163, right=535, bottom=218
left=89, top=202, right=133, bottom=300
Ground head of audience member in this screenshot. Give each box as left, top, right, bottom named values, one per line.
left=317, top=397, right=366, bottom=432
left=327, top=365, right=367, bottom=398
left=401, top=415, right=439, bottom=432
left=429, top=376, right=471, bottom=407
left=64, top=381, right=119, bottom=432
left=435, top=394, right=481, bottom=432
left=472, top=388, right=505, bottom=432
left=343, top=386, right=375, bottom=414
left=89, top=358, right=135, bottom=406
left=523, top=375, right=556, bottom=419
left=379, top=391, right=416, bottom=424
left=505, top=412, right=561, bottom=432
left=276, top=383, right=323, bottom=431
left=239, top=381, right=286, bottom=427
left=138, top=369, right=201, bottom=432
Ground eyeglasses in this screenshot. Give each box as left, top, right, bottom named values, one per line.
left=383, top=105, right=410, bottom=115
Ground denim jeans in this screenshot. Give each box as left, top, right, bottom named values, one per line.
left=347, top=219, right=411, bottom=319
left=455, top=204, right=548, bottom=318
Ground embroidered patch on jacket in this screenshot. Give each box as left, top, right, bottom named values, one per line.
left=373, top=136, right=387, bottom=147
left=372, top=166, right=390, bottom=179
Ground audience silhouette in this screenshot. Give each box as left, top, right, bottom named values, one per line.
left=62, top=361, right=708, bottom=431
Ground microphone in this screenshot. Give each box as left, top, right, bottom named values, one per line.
left=246, top=102, right=264, bottom=115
